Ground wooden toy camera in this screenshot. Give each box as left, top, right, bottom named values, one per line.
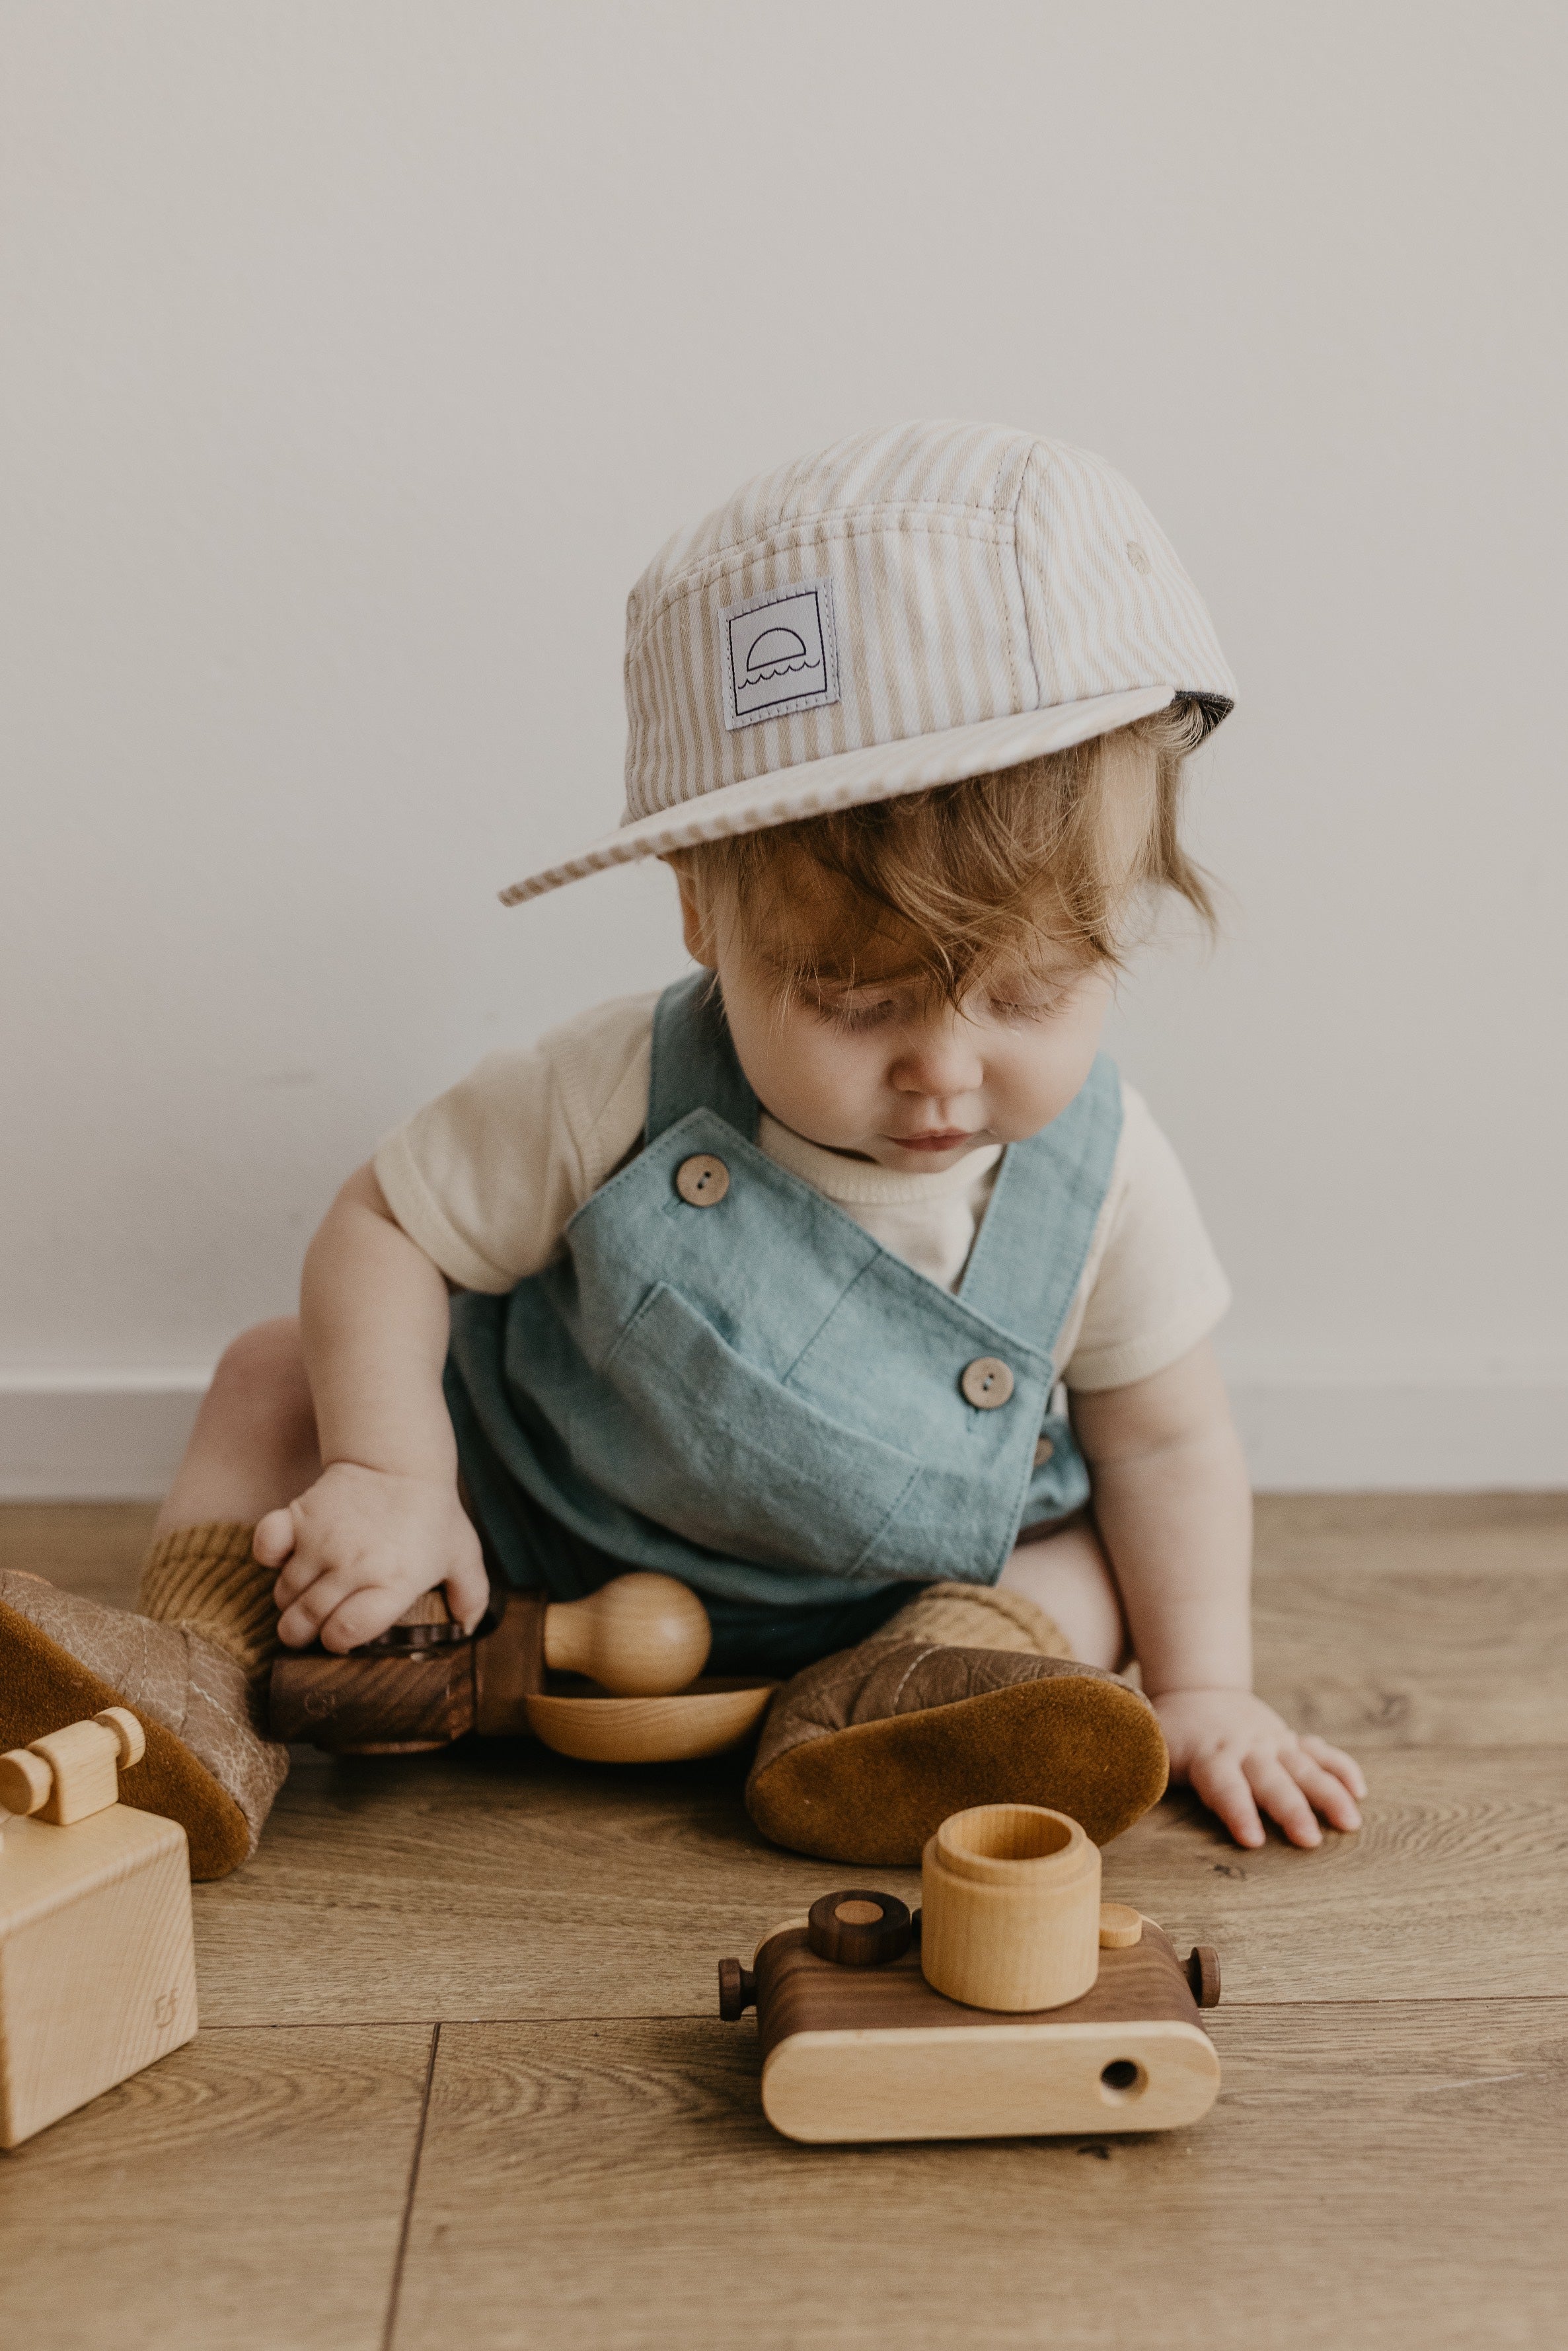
left=1, top=1711, right=198, bottom=2149
left=269, top=1572, right=776, bottom=1763
left=719, top=1803, right=1221, bottom=2144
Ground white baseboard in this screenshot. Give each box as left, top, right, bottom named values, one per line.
left=0, top=1374, right=209, bottom=1501
left=0, top=1370, right=1563, bottom=1501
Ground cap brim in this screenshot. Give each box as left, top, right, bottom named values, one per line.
left=499, top=688, right=1181, bottom=907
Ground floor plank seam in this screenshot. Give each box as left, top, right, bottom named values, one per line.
left=381, top=2021, right=440, bottom=2351
left=189, top=1990, right=1568, bottom=2038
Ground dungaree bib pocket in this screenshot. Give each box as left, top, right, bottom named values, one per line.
left=591, top=1280, right=925, bottom=1573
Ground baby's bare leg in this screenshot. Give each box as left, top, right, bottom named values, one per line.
left=998, top=1516, right=1128, bottom=1670
left=153, top=1317, right=321, bottom=1537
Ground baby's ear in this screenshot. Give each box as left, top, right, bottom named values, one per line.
left=661, top=854, right=719, bottom=970
left=1095, top=728, right=1161, bottom=897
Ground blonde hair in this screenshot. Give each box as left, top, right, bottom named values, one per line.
left=675, top=699, right=1214, bottom=1002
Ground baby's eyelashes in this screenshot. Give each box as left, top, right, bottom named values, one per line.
left=803, top=988, right=899, bottom=1033
left=987, top=991, right=1067, bottom=1024
left=803, top=983, right=1070, bottom=1034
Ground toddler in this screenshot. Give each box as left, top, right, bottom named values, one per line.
left=1, top=421, right=1364, bottom=1875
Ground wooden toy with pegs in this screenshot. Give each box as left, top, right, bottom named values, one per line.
left=718, top=1802, right=1222, bottom=2144
left=269, top=1571, right=776, bottom=1763
left=0, top=1711, right=198, bottom=2149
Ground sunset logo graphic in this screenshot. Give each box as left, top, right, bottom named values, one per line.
left=722, top=579, right=840, bottom=729
left=743, top=626, right=816, bottom=684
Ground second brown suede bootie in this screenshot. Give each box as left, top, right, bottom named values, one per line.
left=0, top=1522, right=289, bottom=1879
left=745, top=1580, right=1168, bottom=1865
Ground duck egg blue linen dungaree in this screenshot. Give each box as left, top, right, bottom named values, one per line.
left=445, top=975, right=1123, bottom=1677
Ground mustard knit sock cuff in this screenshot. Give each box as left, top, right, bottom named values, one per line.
left=869, top=1579, right=1072, bottom=1661
left=139, top=1521, right=279, bottom=1683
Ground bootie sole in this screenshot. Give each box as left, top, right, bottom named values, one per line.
left=746, top=1671, right=1169, bottom=1865
left=0, top=1598, right=252, bottom=1880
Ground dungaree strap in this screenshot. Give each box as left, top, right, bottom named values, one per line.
left=955, top=1053, right=1123, bottom=1364
left=647, top=973, right=759, bottom=1143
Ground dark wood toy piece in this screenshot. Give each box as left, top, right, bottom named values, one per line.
left=1187, top=1941, right=1222, bottom=2008
left=807, top=1890, right=913, bottom=1968
left=720, top=1888, right=1222, bottom=2144
left=268, top=1573, right=715, bottom=1753
left=269, top=1589, right=535, bottom=1752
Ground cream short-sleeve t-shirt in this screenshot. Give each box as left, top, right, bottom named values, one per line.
left=373, top=991, right=1230, bottom=1393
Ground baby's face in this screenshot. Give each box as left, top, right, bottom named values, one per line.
left=676, top=860, right=1111, bottom=1173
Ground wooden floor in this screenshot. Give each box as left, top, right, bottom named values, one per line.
left=2, top=1496, right=1565, bottom=2350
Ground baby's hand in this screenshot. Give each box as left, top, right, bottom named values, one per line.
left=255, top=1462, right=490, bottom=1653
left=1152, top=1687, right=1366, bottom=1850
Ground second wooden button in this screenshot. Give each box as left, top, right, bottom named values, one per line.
left=960, top=1356, right=1014, bottom=1409
left=675, top=1153, right=729, bottom=1207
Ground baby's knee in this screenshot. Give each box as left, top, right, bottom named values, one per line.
left=207, top=1318, right=312, bottom=1435
left=157, top=1318, right=320, bottom=1538
left=1000, top=1518, right=1127, bottom=1672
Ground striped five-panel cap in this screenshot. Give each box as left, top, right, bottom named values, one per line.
left=500, top=418, right=1235, bottom=905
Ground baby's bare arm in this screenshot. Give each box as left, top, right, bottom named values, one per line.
left=1072, top=1341, right=1252, bottom=1694
left=1074, top=1343, right=1364, bottom=1847
left=299, top=1165, right=457, bottom=1481
left=253, top=1165, right=488, bottom=1651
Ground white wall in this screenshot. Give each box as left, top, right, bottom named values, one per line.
left=3, top=0, right=1564, bottom=1496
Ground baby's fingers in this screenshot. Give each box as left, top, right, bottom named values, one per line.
left=271, top=1540, right=346, bottom=1618
left=1248, top=1754, right=1323, bottom=1848
left=1190, top=1754, right=1266, bottom=1849
left=276, top=1561, right=371, bottom=1649
left=270, top=1546, right=328, bottom=1612
left=441, top=1544, right=492, bottom=1637
left=1286, top=1748, right=1362, bottom=1833
left=1300, top=1734, right=1368, bottom=1801
left=253, top=1507, right=299, bottom=1571
left=313, top=1583, right=406, bottom=1655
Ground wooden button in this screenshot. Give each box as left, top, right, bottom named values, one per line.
left=675, top=1154, right=729, bottom=1207
left=960, top=1357, right=1014, bottom=1409
left=1033, top=1435, right=1055, bottom=1467
left=1098, top=1903, right=1143, bottom=1949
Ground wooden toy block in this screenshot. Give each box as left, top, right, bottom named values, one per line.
left=718, top=1803, right=1222, bottom=2145
left=268, top=1571, right=772, bottom=1762
left=1, top=1711, right=197, bottom=2149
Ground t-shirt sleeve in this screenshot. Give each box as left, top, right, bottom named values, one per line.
left=1056, top=1084, right=1231, bottom=1392
left=371, top=993, right=657, bottom=1291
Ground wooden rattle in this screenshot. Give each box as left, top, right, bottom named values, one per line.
left=268, top=1570, right=772, bottom=1760
left=0, top=1711, right=197, bottom=2149
left=718, top=1801, right=1222, bottom=2144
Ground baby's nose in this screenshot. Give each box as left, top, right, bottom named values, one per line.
left=889, top=1027, right=984, bottom=1098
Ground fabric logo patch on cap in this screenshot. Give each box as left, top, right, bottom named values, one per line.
left=720, top=578, right=840, bottom=731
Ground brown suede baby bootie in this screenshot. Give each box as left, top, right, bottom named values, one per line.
left=745, top=1580, right=1168, bottom=1865
left=0, top=1522, right=289, bottom=1879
